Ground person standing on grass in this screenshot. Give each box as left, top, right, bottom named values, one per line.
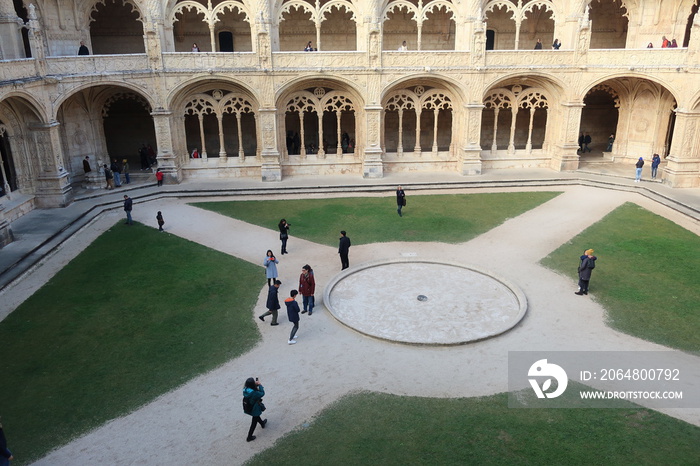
left=338, top=230, right=351, bottom=270
left=396, top=185, right=406, bottom=217
left=155, top=169, right=164, bottom=187
left=299, top=264, right=315, bottom=315
left=575, top=249, right=596, bottom=295
left=264, top=250, right=279, bottom=287
left=285, top=290, right=301, bottom=344
left=156, top=211, right=165, bottom=231
left=123, top=195, right=133, bottom=225
left=651, top=153, right=661, bottom=179
left=278, top=219, right=290, bottom=255
left=242, top=377, right=267, bottom=442
left=259, top=280, right=281, bottom=325
left=635, top=157, right=644, bottom=182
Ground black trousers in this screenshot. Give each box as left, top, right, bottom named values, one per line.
left=340, top=252, right=349, bottom=270
left=248, top=415, right=264, bottom=439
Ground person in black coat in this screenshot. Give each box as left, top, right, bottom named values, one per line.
left=338, top=230, right=351, bottom=270
left=278, top=219, right=290, bottom=254
left=0, top=419, right=14, bottom=464
left=396, top=186, right=406, bottom=217
left=575, top=249, right=597, bottom=295
left=259, top=280, right=281, bottom=325
left=78, top=41, right=90, bottom=55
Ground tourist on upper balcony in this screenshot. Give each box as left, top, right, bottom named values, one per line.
left=398, top=40, right=408, bottom=51
left=670, top=39, right=678, bottom=48
left=78, top=41, right=90, bottom=55
left=552, top=39, right=561, bottom=50
left=192, top=43, right=200, bottom=52
left=304, top=41, right=314, bottom=52
left=661, top=36, right=669, bottom=48
left=647, top=42, right=654, bottom=48
left=534, top=38, right=543, bottom=50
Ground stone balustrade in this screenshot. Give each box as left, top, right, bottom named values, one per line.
left=0, top=48, right=696, bottom=84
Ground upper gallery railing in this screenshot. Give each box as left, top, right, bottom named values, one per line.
left=0, top=48, right=693, bottom=84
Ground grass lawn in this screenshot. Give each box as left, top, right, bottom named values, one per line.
left=247, top=390, right=700, bottom=465
left=0, top=222, right=262, bottom=464
left=192, top=192, right=561, bottom=246
left=541, top=202, right=700, bottom=352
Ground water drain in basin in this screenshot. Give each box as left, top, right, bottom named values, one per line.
left=417, top=295, right=428, bottom=301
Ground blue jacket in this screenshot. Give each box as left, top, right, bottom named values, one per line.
left=285, top=297, right=300, bottom=323
left=243, top=385, right=265, bottom=417
left=264, top=256, right=279, bottom=279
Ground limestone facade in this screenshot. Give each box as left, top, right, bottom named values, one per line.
left=1, top=0, right=700, bottom=237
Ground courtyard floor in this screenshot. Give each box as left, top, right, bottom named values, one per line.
left=0, top=169, right=698, bottom=465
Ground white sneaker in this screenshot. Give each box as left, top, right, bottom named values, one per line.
left=288, top=340, right=296, bottom=345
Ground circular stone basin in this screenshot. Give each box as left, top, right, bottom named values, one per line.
left=324, top=259, right=527, bottom=345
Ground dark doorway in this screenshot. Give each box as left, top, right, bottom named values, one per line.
left=486, top=30, right=495, bottom=51
left=0, top=131, right=18, bottom=194
left=683, top=1, right=698, bottom=48
left=664, top=109, right=676, bottom=157
left=219, top=31, right=234, bottom=52
left=13, top=0, right=31, bottom=57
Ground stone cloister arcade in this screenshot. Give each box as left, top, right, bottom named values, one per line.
left=2, top=0, right=700, bottom=244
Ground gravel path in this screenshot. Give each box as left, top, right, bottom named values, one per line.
left=3, top=185, right=695, bottom=465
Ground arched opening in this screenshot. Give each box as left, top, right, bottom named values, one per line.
left=589, top=0, right=628, bottom=49
left=422, top=6, right=455, bottom=50
left=279, top=1, right=316, bottom=51
left=103, top=96, right=156, bottom=165
left=172, top=3, right=209, bottom=52
left=319, top=5, right=357, bottom=51
left=580, top=85, right=620, bottom=156
left=182, top=89, right=257, bottom=161
left=382, top=2, right=418, bottom=50
left=12, top=0, right=31, bottom=57
left=89, top=0, right=145, bottom=54
left=683, top=1, right=699, bottom=47
left=484, top=4, right=516, bottom=50
left=0, top=124, right=18, bottom=196
left=520, top=4, right=555, bottom=50
left=481, top=84, right=549, bottom=154
left=219, top=31, right=234, bottom=51
left=283, top=87, right=357, bottom=158
left=383, top=85, right=454, bottom=156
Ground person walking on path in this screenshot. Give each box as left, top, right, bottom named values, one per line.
left=122, top=159, right=130, bottom=184
left=285, top=290, right=301, bottom=344
left=264, top=250, right=279, bottom=286
left=103, top=164, right=114, bottom=190
left=651, top=153, right=661, bottom=179
left=339, top=230, right=351, bottom=270
left=278, top=219, right=290, bottom=255
left=156, top=211, right=165, bottom=231
left=111, top=159, right=122, bottom=187
left=0, top=418, right=14, bottom=466
left=396, top=186, right=406, bottom=217
left=242, top=377, right=267, bottom=442
left=155, top=169, right=164, bottom=187
left=123, top=195, right=133, bottom=225
left=575, top=249, right=597, bottom=295
left=83, top=156, right=91, bottom=173
left=299, top=264, right=315, bottom=315
left=635, top=157, right=644, bottom=182
left=259, top=280, right=281, bottom=325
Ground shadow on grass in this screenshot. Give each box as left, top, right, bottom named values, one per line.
left=0, top=222, right=263, bottom=464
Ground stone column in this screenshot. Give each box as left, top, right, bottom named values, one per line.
left=550, top=102, right=583, bottom=171
left=663, top=110, right=700, bottom=188
left=0, top=203, right=13, bottom=247
left=461, top=103, right=483, bottom=175
left=259, top=108, right=282, bottom=181
left=0, top=0, right=24, bottom=59
left=30, top=121, right=74, bottom=208
left=363, top=106, right=383, bottom=178
left=144, top=18, right=164, bottom=71
left=152, top=109, right=181, bottom=183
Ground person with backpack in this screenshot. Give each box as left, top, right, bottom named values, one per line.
left=242, top=377, right=267, bottom=442
left=285, top=290, right=301, bottom=344
left=575, top=249, right=597, bottom=296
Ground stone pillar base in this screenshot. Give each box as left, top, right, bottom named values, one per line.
left=261, top=160, right=282, bottom=182
left=663, top=156, right=700, bottom=188
left=461, top=149, right=482, bottom=175
left=551, top=145, right=580, bottom=171
left=362, top=158, right=383, bottom=179
left=35, top=172, right=74, bottom=208
left=82, top=171, right=104, bottom=190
